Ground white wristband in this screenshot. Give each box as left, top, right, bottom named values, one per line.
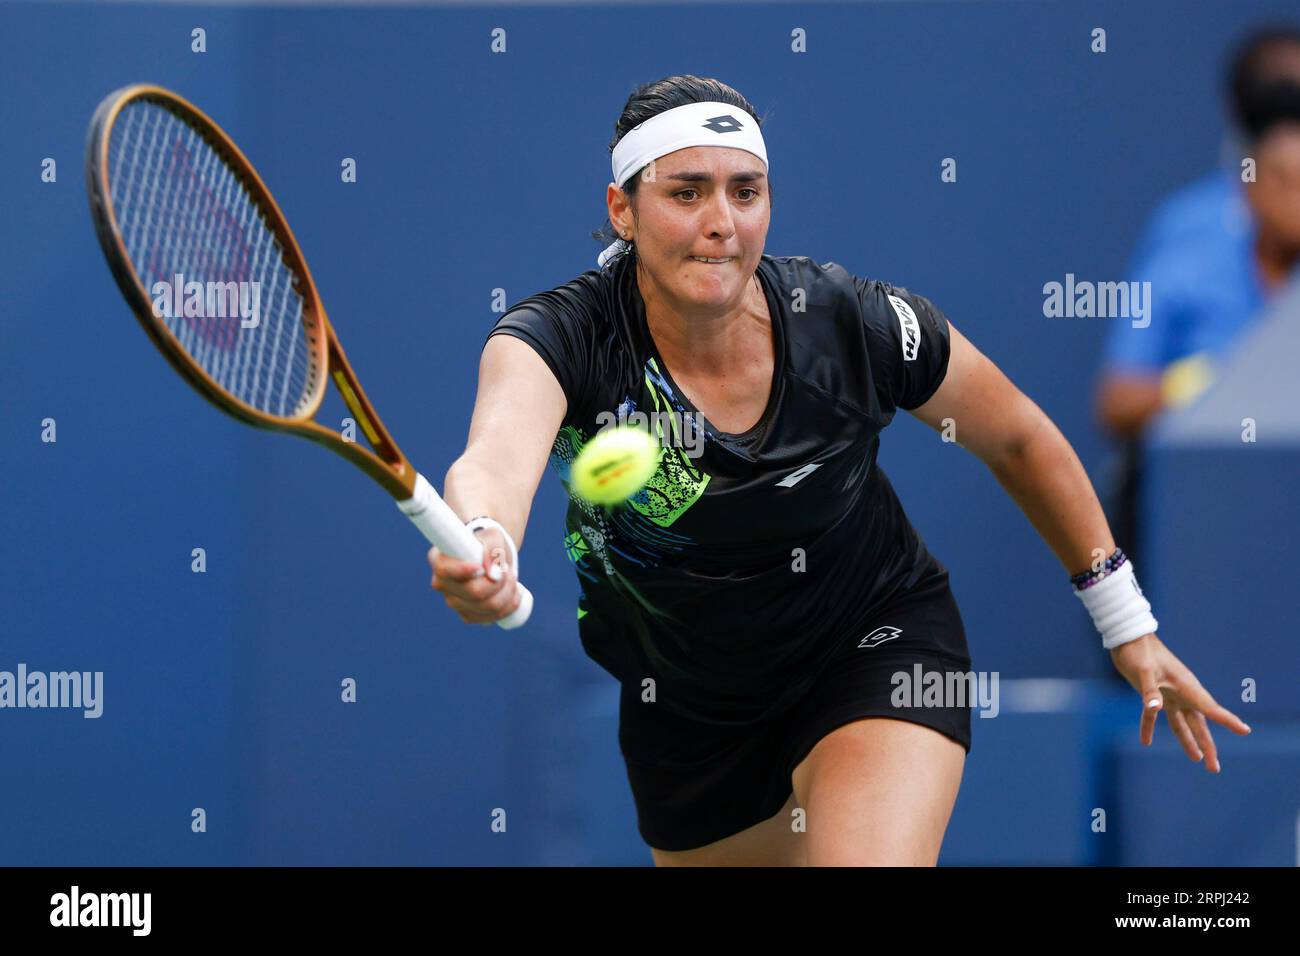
left=1073, top=560, right=1158, bottom=650
left=465, top=516, right=519, bottom=581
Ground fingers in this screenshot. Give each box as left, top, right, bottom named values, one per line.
left=1113, top=637, right=1250, bottom=773
left=445, top=577, right=522, bottom=625
left=1143, top=671, right=1249, bottom=774
left=1138, top=670, right=1163, bottom=747
left=429, top=548, right=494, bottom=601
left=1169, top=681, right=1238, bottom=774
left=426, top=537, right=521, bottom=626
left=427, top=545, right=485, bottom=582
left=444, top=564, right=520, bottom=624
left=1166, top=708, right=1204, bottom=764
left=1186, top=710, right=1220, bottom=774
left=1174, top=674, right=1252, bottom=737
left=1108, top=637, right=1163, bottom=745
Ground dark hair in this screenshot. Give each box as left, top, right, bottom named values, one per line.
left=1227, top=25, right=1300, bottom=140
left=592, top=75, right=773, bottom=265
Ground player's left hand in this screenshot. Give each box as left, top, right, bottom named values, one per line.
left=1108, top=634, right=1251, bottom=773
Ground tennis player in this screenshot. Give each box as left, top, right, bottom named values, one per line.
left=429, top=75, right=1251, bottom=866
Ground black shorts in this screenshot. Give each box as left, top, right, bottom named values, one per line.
left=616, top=563, right=974, bottom=852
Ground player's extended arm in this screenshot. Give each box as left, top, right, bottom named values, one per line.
left=908, top=323, right=1250, bottom=770
left=443, top=334, right=567, bottom=552
left=908, top=322, right=1114, bottom=575
left=429, top=335, right=567, bottom=626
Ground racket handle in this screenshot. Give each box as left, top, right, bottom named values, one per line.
left=396, top=473, right=534, bottom=630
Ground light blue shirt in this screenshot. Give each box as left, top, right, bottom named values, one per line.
left=1102, top=169, right=1297, bottom=374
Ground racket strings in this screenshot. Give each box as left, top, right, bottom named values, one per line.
left=108, top=101, right=314, bottom=418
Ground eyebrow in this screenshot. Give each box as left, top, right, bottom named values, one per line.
left=663, top=169, right=766, bottom=183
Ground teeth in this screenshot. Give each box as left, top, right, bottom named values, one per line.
left=691, top=257, right=732, bottom=263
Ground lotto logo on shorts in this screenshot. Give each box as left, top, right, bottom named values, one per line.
left=887, top=294, right=921, bottom=362
left=858, top=625, right=902, bottom=649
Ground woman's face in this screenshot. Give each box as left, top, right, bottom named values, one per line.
left=609, top=145, right=770, bottom=312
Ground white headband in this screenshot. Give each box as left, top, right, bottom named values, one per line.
left=598, top=100, right=768, bottom=268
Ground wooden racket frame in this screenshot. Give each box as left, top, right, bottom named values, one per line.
left=86, top=83, right=416, bottom=500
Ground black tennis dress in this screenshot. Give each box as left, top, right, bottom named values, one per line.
left=486, top=249, right=973, bottom=852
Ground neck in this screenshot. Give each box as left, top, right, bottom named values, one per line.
left=638, top=268, right=765, bottom=375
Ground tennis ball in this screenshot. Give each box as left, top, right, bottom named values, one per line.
left=571, top=425, right=661, bottom=505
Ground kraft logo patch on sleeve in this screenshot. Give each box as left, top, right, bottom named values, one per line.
left=887, top=294, right=921, bottom=361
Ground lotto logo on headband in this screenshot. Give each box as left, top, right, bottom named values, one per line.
left=702, top=114, right=745, bottom=134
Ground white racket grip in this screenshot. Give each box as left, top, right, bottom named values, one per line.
left=397, top=472, right=534, bottom=629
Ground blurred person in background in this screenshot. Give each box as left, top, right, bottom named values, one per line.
left=1094, top=25, right=1300, bottom=570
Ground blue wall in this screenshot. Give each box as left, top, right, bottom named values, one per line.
left=1, top=0, right=1292, bottom=865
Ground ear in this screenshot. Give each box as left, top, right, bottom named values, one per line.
left=607, top=182, right=633, bottom=235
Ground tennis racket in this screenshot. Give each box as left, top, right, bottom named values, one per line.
left=85, top=84, right=533, bottom=629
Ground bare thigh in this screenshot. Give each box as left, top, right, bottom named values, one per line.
left=650, top=790, right=806, bottom=867
left=790, top=716, right=965, bottom=866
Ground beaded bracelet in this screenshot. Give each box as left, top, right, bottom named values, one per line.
left=1070, top=547, right=1127, bottom=591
